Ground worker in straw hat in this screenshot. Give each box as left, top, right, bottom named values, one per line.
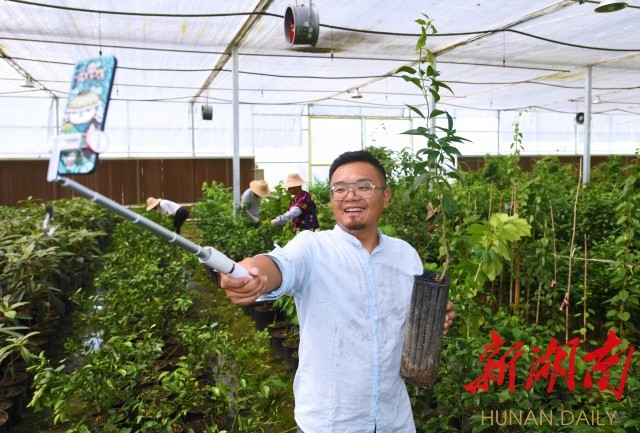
left=241, top=179, right=279, bottom=225
left=146, top=197, right=190, bottom=235
left=271, top=173, right=319, bottom=231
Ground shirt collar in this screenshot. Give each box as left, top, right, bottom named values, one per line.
left=332, top=224, right=386, bottom=252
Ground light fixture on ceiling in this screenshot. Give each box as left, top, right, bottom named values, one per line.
left=350, top=89, right=363, bottom=99
left=202, top=104, right=213, bottom=121
left=20, top=76, right=35, bottom=88
left=594, top=0, right=628, bottom=13
left=202, top=88, right=212, bottom=120
left=592, top=95, right=601, bottom=104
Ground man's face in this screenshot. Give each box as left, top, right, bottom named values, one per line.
left=330, top=161, right=390, bottom=234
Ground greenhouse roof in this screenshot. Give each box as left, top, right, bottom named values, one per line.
left=1, top=0, right=639, bottom=116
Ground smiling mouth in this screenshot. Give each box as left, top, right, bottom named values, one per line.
left=344, top=207, right=364, bottom=214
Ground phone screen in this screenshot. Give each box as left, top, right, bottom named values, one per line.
left=57, top=56, right=117, bottom=176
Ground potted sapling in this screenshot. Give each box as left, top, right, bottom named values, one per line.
left=396, top=14, right=468, bottom=388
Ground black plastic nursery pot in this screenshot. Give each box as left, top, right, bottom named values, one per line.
left=271, top=329, right=290, bottom=360
left=400, top=270, right=450, bottom=388
left=0, top=386, right=25, bottom=422
left=254, top=304, right=277, bottom=331
left=282, top=337, right=299, bottom=370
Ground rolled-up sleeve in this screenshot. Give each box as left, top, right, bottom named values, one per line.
left=256, top=231, right=313, bottom=301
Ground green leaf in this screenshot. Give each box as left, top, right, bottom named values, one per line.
left=442, top=193, right=457, bottom=215
left=428, top=88, right=441, bottom=103
left=400, top=75, right=423, bottom=89
left=467, top=223, right=489, bottom=238
left=483, top=261, right=502, bottom=281
left=406, top=104, right=425, bottom=119
left=427, top=50, right=435, bottom=66
left=430, top=108, right=446, bottom=118
left=493, top=242, right=511, bottom=260
left=416, top=31, right=427, bottom=51
left=396, top=66, right=417, bottom=75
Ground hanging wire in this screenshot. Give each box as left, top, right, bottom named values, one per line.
left=330, top=28, right=334, bottom=62
left=502, top=31, right=506, bottom=67
left=98, top=12, right=103, bottom=56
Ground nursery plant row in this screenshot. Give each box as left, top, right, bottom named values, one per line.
left=1, top=148, right=639, bottom=432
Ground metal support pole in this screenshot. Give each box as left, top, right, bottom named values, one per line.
left=190, top=101, right=196, bottom=157
left=583, top=66, right=592, bottom=185
left=232, top=46, right=241, bottom=213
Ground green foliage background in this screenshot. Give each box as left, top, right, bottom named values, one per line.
left=195, top=149, right=640, bottom=432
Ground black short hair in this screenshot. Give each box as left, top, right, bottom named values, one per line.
left=329, top=150, right=387, bottom=187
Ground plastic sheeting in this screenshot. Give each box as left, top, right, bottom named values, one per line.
left=0, top=0, right=638, bottom=114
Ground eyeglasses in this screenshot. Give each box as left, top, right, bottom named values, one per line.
left=329, top=180, right=384, bottom=201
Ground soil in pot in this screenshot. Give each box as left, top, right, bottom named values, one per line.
left=29, top=319, right=57, bottom=336
left=92, top=407, right=128, bottom=430
left=30, top=335, right=51, bottom=352
left=139, top=399, right=177, bottom=419
left=162, top=343, right=187, bottom=360
left=267, top=321, right=287, bottom=337
left=0, top=410, right=8, bottom=433
left=193, top=367, right=209, bottom=380
left=0, top=371, right=29, bottom=389
left=153, top=359, right=170, bottom=372
left=137, top=384, right=172, bottom=402
left=170, top=420, right=186, bottom=432
left=185, top=415, right=225, bottom=433
left=0, top=400, right=12, bottom=425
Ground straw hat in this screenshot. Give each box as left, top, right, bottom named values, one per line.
left=250, top=179, right=271, bottom=198
left=283, top=173, right=307, bottom=189
left=146, top=197, right=162, bottom=211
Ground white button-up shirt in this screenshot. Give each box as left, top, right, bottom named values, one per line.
left=261, top=225, right=423, bottom=433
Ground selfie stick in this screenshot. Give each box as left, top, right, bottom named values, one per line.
left=46, top=137, right=250, bottom=278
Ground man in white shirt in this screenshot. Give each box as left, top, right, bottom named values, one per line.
left=219, top=150, right=455, bottom=433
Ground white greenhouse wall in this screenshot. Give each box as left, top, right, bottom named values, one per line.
left=1, top=97, right=639, bottom=189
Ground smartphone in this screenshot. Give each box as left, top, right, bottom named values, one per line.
left=57, top=56, right=117, bottom=176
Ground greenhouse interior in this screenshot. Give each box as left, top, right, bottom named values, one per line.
left=0, top=1, right=639, bottom=432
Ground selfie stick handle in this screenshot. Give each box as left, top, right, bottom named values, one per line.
left=54, top=176, right=251, bottom=279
